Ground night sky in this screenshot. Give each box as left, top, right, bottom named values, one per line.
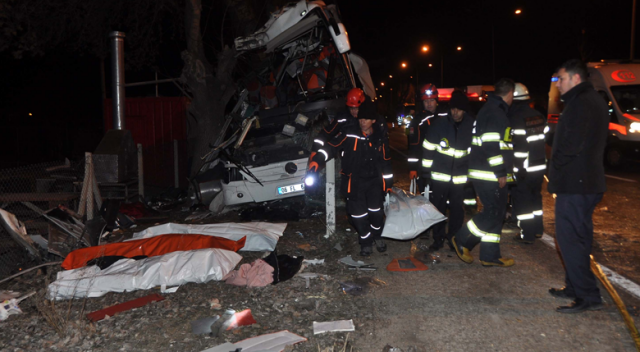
left=0, top=0, right=637, bottom=166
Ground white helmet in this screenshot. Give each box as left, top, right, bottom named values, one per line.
left=513, top=83, right=530, bottom=100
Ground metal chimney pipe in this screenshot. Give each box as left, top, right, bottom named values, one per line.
left=109, top=31, right=126, bottom=130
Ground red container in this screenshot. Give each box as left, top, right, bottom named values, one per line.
left=104, top=97, right=189, bottom=187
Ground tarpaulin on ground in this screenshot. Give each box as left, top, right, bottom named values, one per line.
left=130, top=222, right=287, bottom=252
left=381, top=187, right=446, bottom=241
left=48, top=248, right=242, bottom=300
left=62, top=234, right=246, bottom=270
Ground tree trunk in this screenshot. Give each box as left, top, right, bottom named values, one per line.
left=182, top=0, right=237, bottom=178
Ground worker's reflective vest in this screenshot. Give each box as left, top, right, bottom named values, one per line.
left=508, top=102, right=547, bottom=175
left=421, top=112, right=474, bottom=184
left=467, top=95, right=514, bottom=183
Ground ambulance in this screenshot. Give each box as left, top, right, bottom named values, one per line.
left=548, top=61, right=640, bottom=167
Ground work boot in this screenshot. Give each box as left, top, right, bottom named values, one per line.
left=549, top=287, right=577, bottom=299
left=374, top=239, right=387, bottom=253
left=360, top=245, right=373, bottom=257
left=481, top=257, right=515, bottom=267
left=451, top=237, right=473, bottom=264
left=428, top=238, right=445, bottom=251
left=513, top=234, right=534, bottom=244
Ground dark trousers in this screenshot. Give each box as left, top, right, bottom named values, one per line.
left=555, top=193, right=603, bottom=303
left=429, top=180, right=464, bottom=243
left=512, top=173, right=544, bottom=241
left=463, top=182, right=477, bottom=207
left=455, top=180, right=507, bottom=261
left=346, top=176, right=385, bottom=246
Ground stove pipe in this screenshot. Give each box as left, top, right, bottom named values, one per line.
left=109, top=31, right=126, bottom=130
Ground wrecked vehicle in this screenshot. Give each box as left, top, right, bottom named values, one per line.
left=192, top=0, right=376, bottom=210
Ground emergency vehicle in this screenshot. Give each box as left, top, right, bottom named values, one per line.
left=548, top=61, right=640, bottom=167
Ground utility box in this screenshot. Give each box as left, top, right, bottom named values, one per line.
left=93, top=129, right=137, bottom=183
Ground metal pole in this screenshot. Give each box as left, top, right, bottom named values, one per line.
left=174, top=140, right=179, bottom=188
left=109, top=31, right=126, bottom=130
left=632, top=0, right=637, bottom=60
left=325, top=159, right=336, bottom=238
left=138, top=143, right=144, bottom=198
left=100, top=58, right=106, bottom=132
left=155, top=71, right=159, bottom=97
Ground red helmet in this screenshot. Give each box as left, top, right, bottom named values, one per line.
left=419, top=84, right=438, bottom=101
left=346, top=88, right=366, bottom=107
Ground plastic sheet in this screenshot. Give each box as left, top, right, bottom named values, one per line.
left=62, top=234, right=246, bottom=270
left=130, top=222, right=287, bottom=252
left=48, top=248, right=242, bottom=300
left=382, top=187, right=446, bottom=241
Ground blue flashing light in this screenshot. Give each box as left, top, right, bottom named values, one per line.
left=551, top=77, right=558, bottom=82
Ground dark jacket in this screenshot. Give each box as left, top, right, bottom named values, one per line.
left=407, top=106, right=449, bottom=172
left=508, top=101, right=547, bottom=176
left=468, top=94, right=514, bottom=183
left=421, top=112, right=474, bottom=185
left=311, top=120, right=393, bottom=194
left=548, top=82, right=608, bottom=194
left=312, top=110, right=356, bottom=152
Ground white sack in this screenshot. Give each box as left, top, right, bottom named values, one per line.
left=381, top=187, right=446, bottom=241
left=48, top=248, right=242, bottom=300
left=130, top=222, right=287, bottom=252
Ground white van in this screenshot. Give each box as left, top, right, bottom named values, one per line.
left=548, top=61, right=640, bottom=167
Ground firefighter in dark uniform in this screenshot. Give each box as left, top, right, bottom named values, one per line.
left=408, top=84, right=448, bottom=194
left=452, top=78, right=516, bottom=267
left=306, top=99, right=393, bottom=256
left=421, top=91, right=474, bottom=251
left=509, top=83, right=547, bottom=244
left=311, top=88, right=365, bottom=155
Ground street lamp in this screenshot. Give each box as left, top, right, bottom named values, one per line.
left=422, top=45, right=429, bottom=52
left=429, top=63, right=433, bottom=67
left=381, top=82, right=385, bottom=86
left=457, top=46, right=462, bottom=51
left=401, top=62, right=407, bottom=68
left=515, top=9, right=522, bottom=14
left=389, top=75, right=393, bottom=78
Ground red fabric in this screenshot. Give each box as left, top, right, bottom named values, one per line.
left=62, top=234, right=246, bottom=270
left=118, top=202, right=149, bottom=219
left=86, top=294, right=164, bottom=322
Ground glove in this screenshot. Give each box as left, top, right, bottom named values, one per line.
left=409, top=171, right=418, bottom=179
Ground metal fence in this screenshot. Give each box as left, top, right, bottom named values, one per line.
left=0, top=159, right=84, bottom=279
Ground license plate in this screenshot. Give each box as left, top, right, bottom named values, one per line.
left=277, top=183, right=304, bottom=195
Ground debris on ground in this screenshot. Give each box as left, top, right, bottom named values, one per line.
left=339, top=255, right=376, bottom=271
left=303, top=258, right=325, bottom=265
left=386, top=257, right=428, bottom=272
left=86, top=294, right=165, bottom=322
left=313, top=319, right=356, bottom=334
left=191, top=316, right=220, bottom=335
left=0, top=292, right=34, bottom=321
left=263, top=251, right=304, bottom=284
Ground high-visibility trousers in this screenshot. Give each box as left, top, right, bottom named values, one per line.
left=346, top=176, right=385, bottom=246
left=512, top=172, right=544, bottom=241
left=455, top=180, right=507, bottom=261
left=429, top=180, right=464, bottom=243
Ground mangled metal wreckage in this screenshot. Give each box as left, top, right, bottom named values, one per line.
left=192, top=0, right=375, bottom=211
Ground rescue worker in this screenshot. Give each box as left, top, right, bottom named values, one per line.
left=421, top=90, right=474, bottom=251
left=509, top=83, right=547, bottom=244
left=306, top=99, right=393, bottom=256
left=311, top=88, right=365, bottom=154
left=408, top=84, right=448, bottom=194
left=452, top=78, right=516, bottom=267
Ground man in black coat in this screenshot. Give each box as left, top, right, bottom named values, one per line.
left=548, top=59, right=608, bottom=313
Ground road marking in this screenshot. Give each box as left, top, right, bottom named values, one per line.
left=390, top=146, right=408, bottom=158
left=541, top=233, right=640, bottom=300
left=605, top=174, right=637, bottom=183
